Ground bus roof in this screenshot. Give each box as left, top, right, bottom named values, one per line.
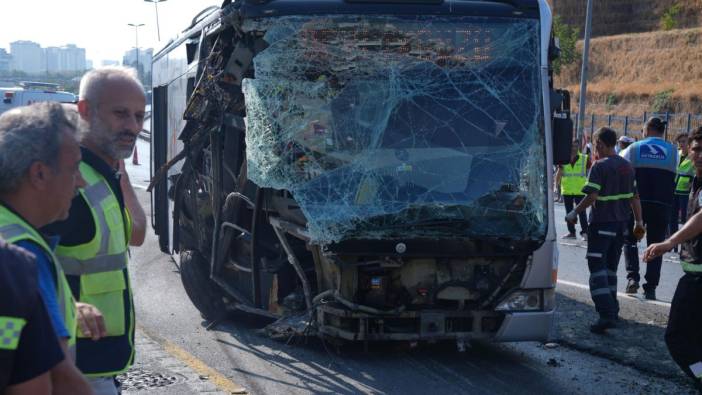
left=154, top=0, right=542, bottom=61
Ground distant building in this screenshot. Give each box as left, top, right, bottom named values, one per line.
left=123, top=48, right=153, bottom=75
left=59, top=44, right=86, bottom=72
left=10, top=41, right=44, bottom=74
left=9, top=41, right=86, bottom=74
left=86, top=59, right=93, bottom=69
left=0, top=49, right=11, bottom=72
left=101, top=59, right=119, bottom=67
left=45, top=46, right=61, bottom=73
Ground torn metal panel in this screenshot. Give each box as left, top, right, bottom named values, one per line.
left=242, top=15, right=546, bottom=244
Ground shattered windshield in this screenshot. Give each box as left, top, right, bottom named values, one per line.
left=242, top=15, right=546, bottom=244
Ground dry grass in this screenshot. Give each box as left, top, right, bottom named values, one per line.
left=551, top=0, right=702, bottom=37
left=556, top=27, right=702, bottom=115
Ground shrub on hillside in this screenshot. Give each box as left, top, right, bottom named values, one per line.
left=552, top=16, right=579, bottom=75
left=652, top=89, right=675, bottom=112
left=661, top=3, right=682, bottom=31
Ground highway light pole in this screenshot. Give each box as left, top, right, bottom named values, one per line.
left=128, top=23, right=145, bottom=80
left=576, top=0, right=593, bottom=145
left=144, top=0, right=166, bottom=41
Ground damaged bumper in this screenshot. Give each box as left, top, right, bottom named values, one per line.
left=315, top=303, right=553, bottom=342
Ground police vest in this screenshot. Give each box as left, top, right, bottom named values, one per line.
left=55, top=162, right=134, bottom=377
left=561, top=153, right=588, bottom=196
left=0, top=204, right=77, bottom=348
left=675, top=157, right=694, bottom=195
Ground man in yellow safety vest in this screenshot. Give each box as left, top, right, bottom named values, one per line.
left=556, top=141, right=591, bottom=240
left=672, top=133, right=694, bottom=240
left=0, top=102, right=94, bottom=394
left=43, top=67, right=147, bottom=395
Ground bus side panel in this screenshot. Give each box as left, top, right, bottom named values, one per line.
left=151, top=37, right=197, bottom=253
left=151, top=84, right=170, bottom=253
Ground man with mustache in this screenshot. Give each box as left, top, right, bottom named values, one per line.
left=43, top=67, right=147, bottom=395
left=644, top=127, right=702, bottom=393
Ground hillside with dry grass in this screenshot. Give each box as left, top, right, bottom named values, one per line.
left=555, top=27, right=702, bottom=115
left=551, top=0, right=702, bottom=37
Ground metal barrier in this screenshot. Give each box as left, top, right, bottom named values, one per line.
left=574, top=112, right=702, bottom=140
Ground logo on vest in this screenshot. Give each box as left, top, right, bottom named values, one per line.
left=640, top=144, right=667, bottom=160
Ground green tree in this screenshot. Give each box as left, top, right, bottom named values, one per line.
left=552, top=16, right=579, bottom=75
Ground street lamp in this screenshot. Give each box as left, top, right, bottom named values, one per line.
left=144, top=0, right=167, bottom=41
left=127, top=23, right=145, bottom=79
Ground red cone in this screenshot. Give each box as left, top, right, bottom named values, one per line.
left=132, top=144, right=140, bottom=166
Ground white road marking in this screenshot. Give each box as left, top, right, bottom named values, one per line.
left=556, top=279, right=672, bottom=307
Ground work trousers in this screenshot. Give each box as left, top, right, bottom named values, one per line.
left=670, top=194, right=690, bottom=236
left=623, top=214, right=639, bottom=278
left=564, top=195, right=589, bottom=235
left=627, top=202, right=670, bottom=288
left=587, top=222, right=624, bottom=320
left=665, top=274, right=702, bottom=388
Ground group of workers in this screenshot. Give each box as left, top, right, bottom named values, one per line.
left=558, top=118, right=702, bottom=391
left=0, top=66, right=146, bottom=395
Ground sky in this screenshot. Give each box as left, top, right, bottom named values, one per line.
left=1, top=0, right=220, bottom=65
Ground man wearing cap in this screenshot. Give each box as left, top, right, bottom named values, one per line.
left=617, top=135, right=635, bottom=153
left=621, top=117, right=679, bottom=299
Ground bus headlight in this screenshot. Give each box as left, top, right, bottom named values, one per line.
left=496, top=290, right=543, bottom=311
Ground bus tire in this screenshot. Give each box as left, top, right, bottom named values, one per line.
left=179, top=249, right=227, bottom=321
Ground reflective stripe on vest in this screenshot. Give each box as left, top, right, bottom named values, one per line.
left=561, top=153, right=588, bottom=196
left=681, top=261, right=702, bottom=274
left=676, top=158, right=694, bottom=194
left=0, top=206, right=77, bottom=348
left=54, top=162, right=134, bottom=377
left=60, top=180, right=127, bottom=275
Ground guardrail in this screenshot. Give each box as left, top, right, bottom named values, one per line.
left=574, top=112, right=702, bottom=140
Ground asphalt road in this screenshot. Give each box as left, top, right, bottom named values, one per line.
left=553, top=203, right=683, bottom=303
left=125, top=145, right=694, bottom=394
left=128, top=218, right=690, bottom=394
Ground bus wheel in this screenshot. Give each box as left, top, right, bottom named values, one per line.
left=179, top=249, right=227, bottom=321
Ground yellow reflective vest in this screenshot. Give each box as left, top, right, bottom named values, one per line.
left=55, top=162, right=134, bottom=377
left=0, top=204, right=77, bottom=348
left=561, top=153, right=589, bottom=196
left=676, top=157, right=694, bottom=195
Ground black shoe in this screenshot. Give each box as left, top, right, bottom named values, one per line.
left=625, top=279, right=639, bottom=294
left=590, top=318, right=617, bottom=334
left=644, top=288, right=656, bottom=300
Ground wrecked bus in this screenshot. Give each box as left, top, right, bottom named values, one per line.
left=149, top=0, right=574, bottom=346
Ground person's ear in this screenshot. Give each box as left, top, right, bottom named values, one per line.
left=26, top=161, right=51, bottom=190
left=77, top=99, right=91, bottom=121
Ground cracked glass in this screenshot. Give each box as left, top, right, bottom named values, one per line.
left=241, top=15, right=546, bottom=244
